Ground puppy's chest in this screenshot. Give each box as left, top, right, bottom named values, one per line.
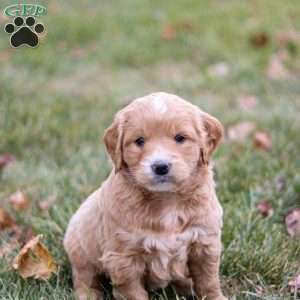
left=141, top=225, right=205, bottom=256
left=140, top=225, right=205, bottom=288
left=120, top=210, right=207, bottom=287
left=139, top=209, right=204, bottom=254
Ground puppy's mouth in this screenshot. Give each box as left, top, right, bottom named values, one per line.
left=147, top=175, right=176, bottom=192
left=153, top=175, right=171, bottom=184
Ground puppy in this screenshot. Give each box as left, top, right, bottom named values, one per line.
left=64, top=92, right=227, bottom=300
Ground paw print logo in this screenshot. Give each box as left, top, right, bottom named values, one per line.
left=4, top=16, right=45, bottom=48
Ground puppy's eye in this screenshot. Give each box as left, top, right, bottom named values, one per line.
left=174, top=134, right=186, bottom=144
left=135, top=137, right=145, bottom=147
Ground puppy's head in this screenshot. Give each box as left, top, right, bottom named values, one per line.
left=104, top=92, right=223, bottom=192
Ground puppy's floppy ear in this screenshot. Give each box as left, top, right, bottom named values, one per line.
left=199, top=111, right=224, bottom=165
left=104, top=114, right=124, bottom=172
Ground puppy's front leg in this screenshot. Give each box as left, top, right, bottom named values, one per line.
left=109, top=256, right=148, bottom=300
left=72, top=265, right=103, bottom=300
left=112, top=280, right=148, bottom=300
left=188, top=239, right=227, bottom=300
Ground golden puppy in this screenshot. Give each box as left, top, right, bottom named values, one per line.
left=64, top=92, right=227, bottom=300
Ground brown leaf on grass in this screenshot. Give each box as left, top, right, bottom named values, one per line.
left=0, top=207, right=15, bottom=230
left=250, top=32, right=270, bottom=48
left=257, top=200, right=274, bottom=217
left=177, top=20, right=194, bottom=32
left=12, top=235, right=57, bottom=279
left=161, top=24, right=176, bottom=41
left=285, top=209, right=300, bottom=238
left=266, top=54, right=290, bottom=80
left=289, top=274, right=300, bottom=293
left=207, top=62, right=229, bottom=78
left=38, top=196, right=56, bottom=212
left=0, top=154, right=15, bottom=170
left=253, top=131, right=272, bottom=151
left=9, top=191, right=29, bottom=211
left=237, top=95, right=257, bottom=111
left=227, top=121, right=256, bottom=142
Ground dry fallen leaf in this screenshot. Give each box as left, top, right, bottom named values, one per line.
left=289, top=274, right=300, bottom=293
left=237, top=95, right=257, bottom=111
left=208, top=62, right=229, bottom=78
left=0, top=154, right=15, bottom=170
left=257, top=200, right=274, bottom=217
left=9, top=191, right=29, bottom=211
left=177, top=20, right=194, bottom=32
left=250, top=32, right=270, bottom=48
left=285, top=209, right=300, bottom=238
left=266, top=54, right=290, bottom=80
left=253, top=131, right=272, bottom=151
left=161, top=20, right=193, bottom=41
left=0, top=207, right=15, bottom=230
left=38, top=196, right=56, bottom=212
left=161, top=24, right=176, bottom=41
left=227, top=121, right=256, bottom=142
left=12, top=235, right=57, bottom=280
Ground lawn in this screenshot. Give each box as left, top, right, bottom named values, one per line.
left=0, top=0, right=300, bottom=299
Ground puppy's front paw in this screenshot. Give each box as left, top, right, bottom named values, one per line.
left=76, top=288, right=102, bottom=300
left=203, top=294, right=228, bottom=300
left=214, top=296, right=228, bottom=300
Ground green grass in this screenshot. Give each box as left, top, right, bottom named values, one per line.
left=1, top=0, right=300, bottom=299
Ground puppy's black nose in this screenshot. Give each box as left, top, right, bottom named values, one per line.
left=151, top=161, right=171, bottom=176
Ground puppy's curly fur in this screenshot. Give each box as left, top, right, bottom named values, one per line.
left=64, top=92, right=227, bottom=300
